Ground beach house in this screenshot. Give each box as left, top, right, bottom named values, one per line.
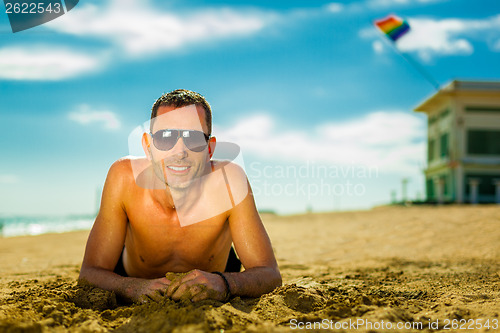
left=414, top=80, right=500, bottom=204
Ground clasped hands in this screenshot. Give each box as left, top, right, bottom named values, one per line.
left=129, top=269, right=229, bottom=304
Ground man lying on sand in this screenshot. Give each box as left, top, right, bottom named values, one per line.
left=79, top=89, right=281, bottom=303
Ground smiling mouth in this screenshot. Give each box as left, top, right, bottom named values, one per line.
left=167, top=166, right=190, bottom=171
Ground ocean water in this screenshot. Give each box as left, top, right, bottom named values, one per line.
left=0, top=215, right=95, bottom=238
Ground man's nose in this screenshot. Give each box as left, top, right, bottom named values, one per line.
left=169, top=136, right=188, bottom=157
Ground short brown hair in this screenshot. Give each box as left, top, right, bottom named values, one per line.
left=150, top=89, right=212, bottom=136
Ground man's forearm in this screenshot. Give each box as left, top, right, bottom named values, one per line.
left=79, top=266, right=148, bottom=301
left=80, top=265, right=282, bottom=302
left=223, top=266, right=282, bottom=298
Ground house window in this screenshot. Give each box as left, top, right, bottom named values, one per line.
left=465, top=106, right=500, bottom=113
left=465, top=174, right=500, bottom=196
left=467, top=130, right=500, bottom=155
left=440, top=133, right=449, bottom=158
left=426, top=178, right=434, bottom=200
left=440, top=108, right=450, bottom=119
left=440, top=174, right=448, bottom=195
left=428, top=139, right=435, bottom=162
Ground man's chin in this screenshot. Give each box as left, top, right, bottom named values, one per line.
left=166, top=177, right=197, bottom=191
left=167, top=183, right=189, bottom=191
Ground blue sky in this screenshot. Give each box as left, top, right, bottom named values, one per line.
left=1, top=0, right=499, bottom=216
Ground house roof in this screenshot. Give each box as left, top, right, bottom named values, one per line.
left=414, top=80, right=500, bottom=113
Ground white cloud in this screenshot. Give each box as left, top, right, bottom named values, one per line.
left=372, top=40, right=384, bottom=54
left=327, top=0, right=444, bottom=14
left=68, top=105, right=121, bottom=130
left=359, top=27, right=378, bottom=39
left=0, top=46, right=104, bottom=80
left=47, top=0, right=274, bottom=57
left=364, top=14, right=500, bottom=61
left=1, top=1, right=276, bottom=80
left=397, top=17, right=474, bottom=61
left=367, top=0, right=443, bottom=9
left=494, top=39, right=500, bottom=51
left=214, top=111, right=425, bottom=174
left=0, top=174, right=18, bottom=184
left=325, top=3, right=344, bottom=13
left=0, top=1, right=274, bottom=80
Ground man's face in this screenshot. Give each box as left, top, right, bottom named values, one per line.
left=148, top=104, right=210, bottom=190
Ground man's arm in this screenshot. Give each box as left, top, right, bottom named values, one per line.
left=79, top=159, right=169, bottom=303
left=223, top=179, right=282, bottom=298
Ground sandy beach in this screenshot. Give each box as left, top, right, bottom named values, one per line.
left=0, top=205, right=499, bottom=332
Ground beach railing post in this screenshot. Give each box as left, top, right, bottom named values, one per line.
left=433, top=176, right=444, bottom=204
left=493, top=179, right=500, bottom=204
left=401, top=178, right=409, bottom=203
left=468, top=178, right=481, bottom=204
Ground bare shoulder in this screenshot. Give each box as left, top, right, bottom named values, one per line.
left=105, top=156, right=141, bottom=188
left=211, top=160, right=247, bottom=179
left=210, top=160, right=251, bottom=208
left=108, top=156, right=144, bottom=176
left=210, top=160, right=248, bottom=187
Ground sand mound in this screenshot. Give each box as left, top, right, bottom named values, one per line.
left=1, top=258, right=498, bottom=332
left=1, top=206, right=499, bottom=332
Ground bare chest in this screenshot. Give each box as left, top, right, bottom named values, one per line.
left=123, top=191, right=231, bottom=276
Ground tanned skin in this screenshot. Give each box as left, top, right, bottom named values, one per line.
left=79, top=105, right=282, bottom=303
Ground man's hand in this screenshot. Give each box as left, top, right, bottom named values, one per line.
left=165, top=269, right=227, bottom=302
left=125, top=277, right=171, bottom=304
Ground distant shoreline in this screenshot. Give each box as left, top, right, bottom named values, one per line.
left=0, top=215, right=95, bottom=238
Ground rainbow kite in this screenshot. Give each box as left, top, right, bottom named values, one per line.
left=374, top=15, right=410, bottom=42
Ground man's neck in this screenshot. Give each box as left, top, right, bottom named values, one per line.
left=165, top=161, right=211, bottom=211
left=167, top=178, right=203, bottom=212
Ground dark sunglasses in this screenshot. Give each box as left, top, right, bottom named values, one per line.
left=150, top=129, right=210, bottom=152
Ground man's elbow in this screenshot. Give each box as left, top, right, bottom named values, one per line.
left=266, top=266, right=282, bottom=292
left=78, top=264, right=100, bottom=284
left=78, top=265, right=91, bottom=283
left=273, top=268, right=282, bottom=289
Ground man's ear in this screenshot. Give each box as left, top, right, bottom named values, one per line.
left=208, top=136, right=216, bottom=159
left=142, top=132, right=153, bottom=161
